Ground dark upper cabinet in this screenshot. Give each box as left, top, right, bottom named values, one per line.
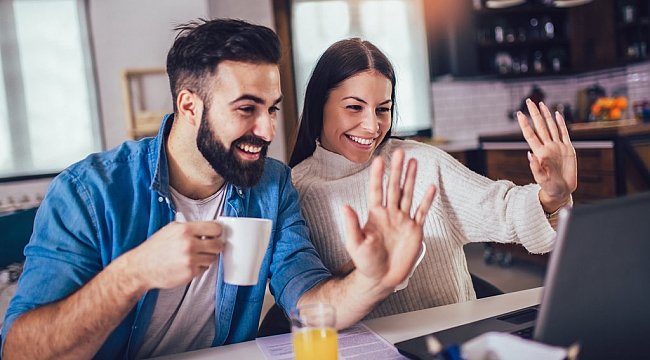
left=613, top=0, right=650, bottom=64
left=569, top=0, right=617, bottom=72
left=475, top=3, right=573, bottom=76
left=425, top=0, right=623, bottom=78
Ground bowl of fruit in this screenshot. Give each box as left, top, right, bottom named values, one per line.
left=591, top=96, right=628, bottom=121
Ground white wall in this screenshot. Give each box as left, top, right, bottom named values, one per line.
left=0, top=0, right=281, bottom=204
left=90, top=0, right=209, bottom=151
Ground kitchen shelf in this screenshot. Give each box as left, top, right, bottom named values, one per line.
left=121, top=68, right=171, bottom=140
left=474, top=2, right=571, bottom=77
left=615, top=0, right=650, bottom=63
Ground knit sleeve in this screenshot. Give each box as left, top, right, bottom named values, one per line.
left=400, top=140, right=556, bottom=254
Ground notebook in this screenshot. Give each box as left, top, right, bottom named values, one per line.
left=394, top=191, right=650, bottom=360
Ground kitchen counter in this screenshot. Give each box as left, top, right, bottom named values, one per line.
left=480, top=119, right=650, bottom=142
left=479, top=119, right=650, bottom=201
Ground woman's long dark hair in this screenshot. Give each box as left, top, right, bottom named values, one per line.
left=288, top=38, right=396, bottom=168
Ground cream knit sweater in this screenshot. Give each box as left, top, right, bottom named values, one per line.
left=292, top=138, right=558, bottom=319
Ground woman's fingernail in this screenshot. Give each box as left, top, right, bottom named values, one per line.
left=527, top=151, right=533, bottom=162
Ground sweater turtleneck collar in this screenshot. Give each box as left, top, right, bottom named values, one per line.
left=310, top=139, right=396, bottom=181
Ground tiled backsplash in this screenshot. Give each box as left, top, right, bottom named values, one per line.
left=431, top=61, right=650, bottom=146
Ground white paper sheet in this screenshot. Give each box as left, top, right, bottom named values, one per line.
left=255, top=323, right=408, bottom=360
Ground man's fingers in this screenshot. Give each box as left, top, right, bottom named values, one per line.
left=194, top=237, right=223, bottom=255
left=178, top=221, right=222, bottom=239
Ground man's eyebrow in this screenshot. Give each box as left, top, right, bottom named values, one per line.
left=231, top=94, right=264, bottom=105
left=230, top=94, right=284, bottom=106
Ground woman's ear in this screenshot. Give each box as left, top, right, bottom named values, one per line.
left=176, top=90, right=203, bottom=127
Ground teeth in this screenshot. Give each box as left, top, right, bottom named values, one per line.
left=238, top=144, right=262, bottom=153
left=348, top=135, right=374, bottom=145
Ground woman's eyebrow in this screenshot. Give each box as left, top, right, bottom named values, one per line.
left=342, top=96, right=367, bottom=104
left=341, top=96, right=392, bottom=105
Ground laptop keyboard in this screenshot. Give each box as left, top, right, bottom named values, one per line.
left=511, top=326, right=535, bottom=339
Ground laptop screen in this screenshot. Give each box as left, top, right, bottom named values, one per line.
left=395, top=191, right=650, bottom=360
left=534, top=191, right=650, bottom=359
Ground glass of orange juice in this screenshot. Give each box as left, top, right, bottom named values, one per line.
left=290, top=303, right=338, bottom=360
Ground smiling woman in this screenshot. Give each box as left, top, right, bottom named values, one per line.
left=0, top=0, right=102, bottom=181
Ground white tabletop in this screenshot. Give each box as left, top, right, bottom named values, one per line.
left=153, top=287, right=543, bottom=359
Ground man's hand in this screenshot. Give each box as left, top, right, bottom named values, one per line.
left=127, top=220, right=223, bottom=290
left=343, top=148, right=436, bottom=290
left=517, top=99, right=577, bottom=212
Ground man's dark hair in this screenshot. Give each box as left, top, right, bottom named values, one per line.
left=288, top=38, right=396, bottom=168
left=167, top=18, right=282, bottom=112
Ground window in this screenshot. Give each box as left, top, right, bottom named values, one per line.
left=0, top=0, right=102, bottom=180
left=291, top=0, right=432, bottom=135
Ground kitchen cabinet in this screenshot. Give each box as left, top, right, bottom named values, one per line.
left=479, top=120, right=650, bottom=265
left=482, top=141, right=618, bottom=202
left=568, top=0, right=618, bottom=71
left=614, top=0, right=650, bottom=63
left=424, top=0, right=624, bottom=78
left=481, top=121, right=650, bottom=200
left=474, top=3, right=573, bottom=76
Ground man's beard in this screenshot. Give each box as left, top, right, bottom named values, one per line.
left=196, top=110, right=269, bottom=188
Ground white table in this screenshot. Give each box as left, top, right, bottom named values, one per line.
left=153, top=287, right=543, bottom=359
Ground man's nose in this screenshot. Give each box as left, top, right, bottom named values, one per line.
left=252, top=112, right=277, bottom=142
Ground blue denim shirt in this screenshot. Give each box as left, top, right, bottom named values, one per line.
left=1, top=114, right=330, bottom=359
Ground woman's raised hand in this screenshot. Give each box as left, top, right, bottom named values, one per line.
left=517, top=99, right=577, bottom=212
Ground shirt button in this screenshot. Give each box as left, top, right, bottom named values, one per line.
left=158, top=197, right=163, bottom=202
left=238, top=189, right=243, bottom=195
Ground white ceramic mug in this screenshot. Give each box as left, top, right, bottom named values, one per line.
left=218, top=217, right=273, bottom=286
left=394, top=241, right=427, bottom=292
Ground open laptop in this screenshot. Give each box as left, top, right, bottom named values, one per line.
left=395, top=191, right=650, bottom=360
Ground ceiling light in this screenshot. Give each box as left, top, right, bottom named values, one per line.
left=553, top=0, right=593, bottom=7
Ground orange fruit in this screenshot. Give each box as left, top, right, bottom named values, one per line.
left=601, top=97, right=616, bottom=109
left=615, top=96, right=628, bottom=109
left=609, top=107, right=622, bottom=120
left=591, top=102, right=602, bottom=115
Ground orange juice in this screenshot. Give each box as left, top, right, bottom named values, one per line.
left=292, top=327, right=338, bottom=360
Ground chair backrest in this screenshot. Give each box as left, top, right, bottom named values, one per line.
left=0, top=207, right=37, bottom=269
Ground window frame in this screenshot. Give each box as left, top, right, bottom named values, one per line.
left=0, top=0, right=103, bottom=183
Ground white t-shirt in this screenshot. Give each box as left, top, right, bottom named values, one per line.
left=135, top=185, right=227, bottom=359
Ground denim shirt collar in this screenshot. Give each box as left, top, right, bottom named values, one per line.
left=150, top=113, right=174, bottom=199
